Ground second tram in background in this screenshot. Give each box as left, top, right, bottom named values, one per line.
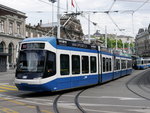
left=132, top=57, right=150, bottom=69
left=15, top=37, right=132, bottom=92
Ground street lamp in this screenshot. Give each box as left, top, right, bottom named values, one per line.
left=48, top=0, right=56, bottom=36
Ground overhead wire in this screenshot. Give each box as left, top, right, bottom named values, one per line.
left=38, top=0, right=150, bottom=36
left=38, top=0, right=68, bottom=11
left=116, top=0, right=150, bottom=3
left=106, top=0, right=125, bottom=33
left=108, top=0, right=116, bottom=12
left=124, top=0, right=149, bottom=34
left=134, top=0, right=150, bottom=12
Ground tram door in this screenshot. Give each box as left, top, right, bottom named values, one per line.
left=57, top=50, right=71, bottom=90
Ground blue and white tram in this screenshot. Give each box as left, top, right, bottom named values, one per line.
left=15, top=37, right=132, bottom=92
left=134, top=58, right=149, bottom=69
left=113, top=55, right=121, bottom=79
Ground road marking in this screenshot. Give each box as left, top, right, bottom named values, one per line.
left=0, top=106, right=19, bottom=113
left=84, top=108, right=123, bottom=113
left=79, top=103, right=150, bottom=108
left=1, top=84, right=17, bottom=88
left=0, top=86, right=17, bottom=91
left=101, top=96, right=145, bottom=100
left=64, top=95, right=145, bottom=100
left=0, top=96, right=53, bottom=113
left=0, top=90, right=6, bottom=92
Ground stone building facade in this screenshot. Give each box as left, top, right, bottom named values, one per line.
left=27, top=15, right=84, bottom=40
left=0, top=4, right=26, bottom=70
left=135, top=24, right=150, bottom=57
left=25, top=24, right=47, bottom=38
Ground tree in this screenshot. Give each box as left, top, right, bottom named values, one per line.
left=117, top=39, right=123, bottom=48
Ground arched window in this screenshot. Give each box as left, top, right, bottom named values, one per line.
left=8, top=43, right=14, bottom=64
left=0, top=41, right=6, bottom=52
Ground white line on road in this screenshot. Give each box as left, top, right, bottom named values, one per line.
left=64, top=95, right=145, bottom=100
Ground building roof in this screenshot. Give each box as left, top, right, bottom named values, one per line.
left=41, top=22, right=58, bottom=27
left=0, top=4, right=26, bottom=18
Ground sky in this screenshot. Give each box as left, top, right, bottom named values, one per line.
left=0, top=0, right=150, bottom=37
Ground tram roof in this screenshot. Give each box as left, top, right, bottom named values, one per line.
left=22, top=37, right=132, bottom=58
left=22, top=37, right=98, bottom=50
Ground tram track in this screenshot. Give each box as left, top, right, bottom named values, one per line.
left=53, top=89, right=87, bottom=113
left=126, top=69, right=150, bottom=101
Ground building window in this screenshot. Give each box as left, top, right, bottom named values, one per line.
left=30, top=32, right=33, bottom=37
left=37, top=34, right=40, bottom=37
left=8, top=43, right=14, bottom=65
left=0, top=42, right=4, bottom=52
left=0, top=20, right=4, bottom=33
left=26, top=31, right=29, bottom=38
left=60, top=54, right=69, bottom=75
left=72, top=55, right=80, bottom=74
left=17, top=24, right=21, bottom=35
left=82, top=56, right=89, bottom=74
left=9, top=22, right=13, bottom=34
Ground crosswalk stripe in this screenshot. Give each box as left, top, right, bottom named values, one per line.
left=0, top=90, right=6, bottom=92
left=0, top=86, right=17, bottom=91
left=1, top=85, right=17, bottom=89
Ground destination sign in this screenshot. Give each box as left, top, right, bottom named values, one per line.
left=57, top=39, right=97, bottom=50
left=21, top=43, right=45, bottom=50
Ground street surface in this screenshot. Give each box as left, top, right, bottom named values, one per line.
left=0, top=69, right=150, bottom=113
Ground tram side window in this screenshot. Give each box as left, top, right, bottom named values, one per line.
left=142, top=60, right=144, bottom=64
left=117, top=59, right=120, bottom=70
left=44, top=52, right=56, bottom=78
left=82, top=56, right=89, bottom=74
left=129, top=60, right=132, bottom=68
left=109, top=58, right=111, bottom=71
left=90, top=56, right=97, bottom=73
left=60, top=54, right=69, bottom=75
left=72, top=55, right=80, bottom=74
left=106, top=58, right=109, bottom=71
left=121, top=60, right=124, bottom=69
left=122, top=60, right=126, bottom=69
left=127, top=60, right=130, bottom=68
left=103, top=57, right=105, bottom=72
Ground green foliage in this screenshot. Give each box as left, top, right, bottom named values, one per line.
left=95, top=35, right=134, bottom=49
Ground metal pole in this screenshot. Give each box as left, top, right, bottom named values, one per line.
left=115, top=33, right=117, bottom=50
left=105, top=26, right=107, bottom=48
left=66, top=0, right=68, bottom=13
left=123, top=42, right=124, bottom=52
left=57, top=0, right=60, bottom=39
left=128, top=40, right=130, bottom=54
left=88, top=13, right=91, bottom=43
left=52, top=3, right=54, bottom=36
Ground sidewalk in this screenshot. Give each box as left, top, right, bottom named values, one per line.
left=0, top=69, right=15, bottom=75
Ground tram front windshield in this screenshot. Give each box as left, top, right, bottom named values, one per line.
left=17, top=50, right=46, bottom=73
